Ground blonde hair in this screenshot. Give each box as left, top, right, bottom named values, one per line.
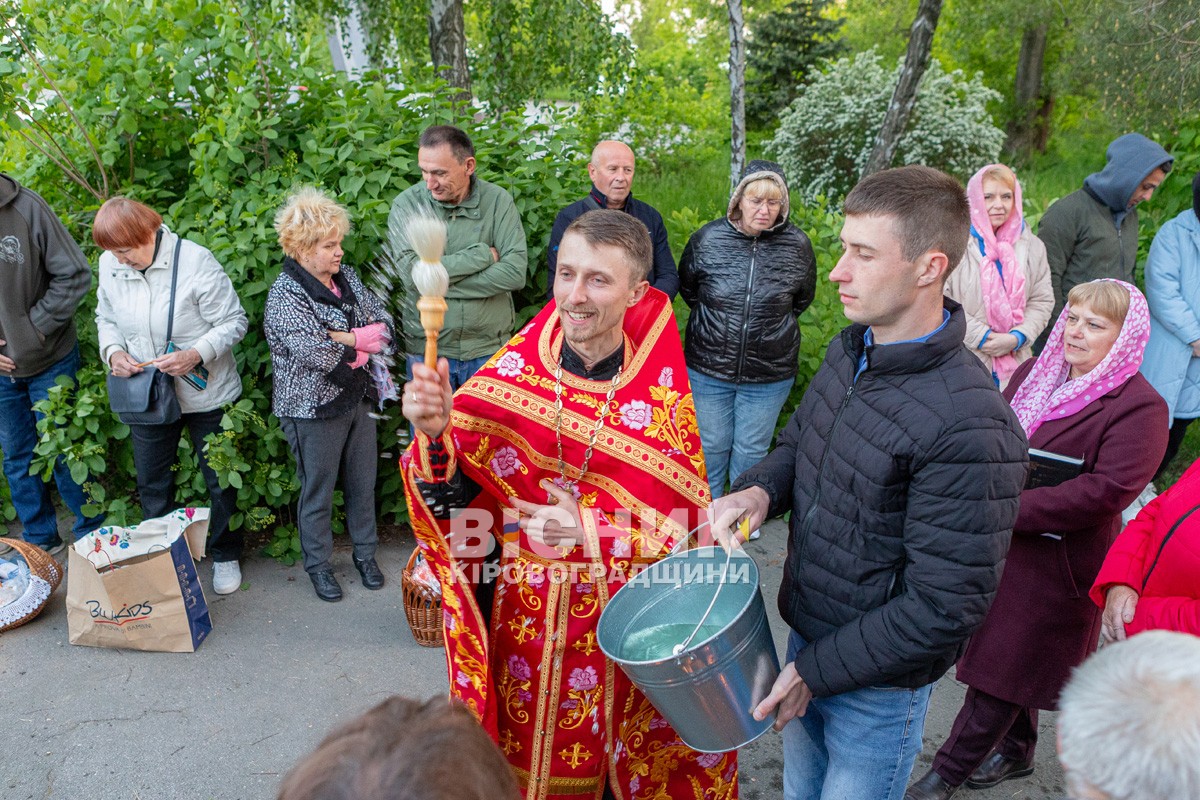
left=1067, top=280, right=1130, bottom=325
left=980, top=165, right=1017, bottom=191
left=742, top=178, right=784, bottom=201
left=274, top=187, right=351, bottom=259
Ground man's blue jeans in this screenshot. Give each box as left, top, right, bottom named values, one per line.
left=0, top=345, right=103, bottom=546
left=783, top=631, right=933, bottom=800
left=688, top=369, right=793, bottom=499
left=405, top=353, right=492, bottom=392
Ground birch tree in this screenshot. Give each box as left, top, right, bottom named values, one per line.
left=861, top=0, right=943, bottom=177
left=727, top=0, right=746, bottom=189
left=428, top=0, right=471, bottom=103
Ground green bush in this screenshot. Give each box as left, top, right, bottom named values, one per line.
left=783, top=196, right=847, bottom=420
left=1, top=0, right=586, bottom=556
left=769, top=49, right=1006, bottom=201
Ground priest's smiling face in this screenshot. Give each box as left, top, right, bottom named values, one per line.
left=553, top=232, right=649, bottom=367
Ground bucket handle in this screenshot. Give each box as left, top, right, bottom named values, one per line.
left=668, top=515, right=749, bottom=556
left=672, top=536, right=738, bottom=657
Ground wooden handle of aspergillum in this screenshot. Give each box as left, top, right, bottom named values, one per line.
left=424, top=331, right=439, bottom=366
left=417, top=295, right=448, bottom=367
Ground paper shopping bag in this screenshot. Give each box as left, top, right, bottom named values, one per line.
left=67, top=535, right=212, bottom=652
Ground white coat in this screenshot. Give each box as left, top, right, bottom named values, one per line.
left=96, top=226, right=247, bottom=413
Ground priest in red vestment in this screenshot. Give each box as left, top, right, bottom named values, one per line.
left=401, top=210, right=738, bottom=800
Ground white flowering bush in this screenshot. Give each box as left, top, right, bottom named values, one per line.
left=769, top=49, right=1006, bottom=201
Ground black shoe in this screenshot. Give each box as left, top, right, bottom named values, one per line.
left=310, top=569, right=343, bottom=602
left=353, top=556, right=385, bottom=590
left=904, top=770, right=959, bottom=800
left=965, top=753, right=1034, bottom=789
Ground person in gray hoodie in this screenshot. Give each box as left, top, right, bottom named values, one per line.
left=0, top=173, right=101, bottom=554
left=1035, top=133, right=1173, bottom=352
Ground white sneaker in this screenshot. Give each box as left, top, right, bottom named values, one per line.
left=213, top=560, right=242, bottom=595
left=748, top=528, right=762, bottom=541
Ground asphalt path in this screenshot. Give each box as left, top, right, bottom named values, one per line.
left=2, top=520, right=1063, bottom=799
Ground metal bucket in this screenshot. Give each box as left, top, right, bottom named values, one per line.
left=597, top=546, right=780, bottom=752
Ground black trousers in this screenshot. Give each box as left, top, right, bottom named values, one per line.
left=128, top=408, right=242, bottom=562
left=931, top=686, right=1039, bottom=786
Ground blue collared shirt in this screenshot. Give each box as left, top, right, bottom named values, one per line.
left=855, top=309, right=951, bottom=380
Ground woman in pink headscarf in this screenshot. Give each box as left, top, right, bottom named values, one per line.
left=944, top=164, right=1054, bottom=388
left=907, top=279, right=1168, bottom=800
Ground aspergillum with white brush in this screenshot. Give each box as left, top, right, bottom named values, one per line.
left=405, top=214, right=450, bottom=366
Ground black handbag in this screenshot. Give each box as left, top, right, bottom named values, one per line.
left=106, top=237, right=184, bottom=426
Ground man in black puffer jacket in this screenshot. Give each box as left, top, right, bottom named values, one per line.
left=712, top=166, right=1028, bottom=800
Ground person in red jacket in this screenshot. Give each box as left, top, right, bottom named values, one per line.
left=1092, top=457, right=1200, bottom=640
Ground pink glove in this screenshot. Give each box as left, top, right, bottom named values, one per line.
left=347, top=349, right=370, bottom=368
left=352, top=323, right=389, bottom=354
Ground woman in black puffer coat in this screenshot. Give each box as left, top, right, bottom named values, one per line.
left=680, top=160, right=816, bottom=503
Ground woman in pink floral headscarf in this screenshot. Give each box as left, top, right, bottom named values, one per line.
left=908, top=279, right=1169, bottom=800
left=943, top=164, right=1054, bottom=388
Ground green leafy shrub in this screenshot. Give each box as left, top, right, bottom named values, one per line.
left=769, top=49, right=1006, bottom=201
left=1, top=0, right=586, bottom=554
left=29, top=370, right=139, bottom=527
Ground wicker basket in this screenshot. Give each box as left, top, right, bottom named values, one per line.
left=401, top=548, right=444, bottom=648
left=0, top=537, right=65, bottom=633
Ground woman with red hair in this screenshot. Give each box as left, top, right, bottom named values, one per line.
left=93, top=197, right=248, bottom=596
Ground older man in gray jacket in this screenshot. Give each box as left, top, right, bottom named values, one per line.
left=0, top=173, right=101, bottom=554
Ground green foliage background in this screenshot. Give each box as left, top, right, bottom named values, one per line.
left=0, top=0, right=587, bottom=558
left=3, top=0, right=1199, bottom=542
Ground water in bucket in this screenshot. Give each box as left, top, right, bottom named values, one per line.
left=622, top=622, right=727, bottom=662
left=597, top=546, right=780, bottom=753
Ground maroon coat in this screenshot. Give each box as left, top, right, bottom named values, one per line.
left=954, top=359, right=1167, bottom=709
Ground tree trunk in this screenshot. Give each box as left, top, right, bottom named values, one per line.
left=1005, top=23, right=1051, bottom=158
left=327, top=2, right=373, bottom=78
left=727, top=0, right=747, bottom=191
left=428, top=0, right=472, bottom=107
left=862, top=0, right=943, bottom=178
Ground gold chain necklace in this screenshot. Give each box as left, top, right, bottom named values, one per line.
left=553, top=357, right=623, bottom=492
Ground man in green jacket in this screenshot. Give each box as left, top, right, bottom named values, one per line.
left=1035, top=132, right=1172, bottom=352
left=389, top=125, right=528, bottom=389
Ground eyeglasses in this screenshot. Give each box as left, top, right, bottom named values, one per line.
left=745, top=197, right=782, bottom=211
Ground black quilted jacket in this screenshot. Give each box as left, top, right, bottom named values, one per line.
left=734, top=301, right=1029, bottom=696
left=679, top=219, right=816, bottom=384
